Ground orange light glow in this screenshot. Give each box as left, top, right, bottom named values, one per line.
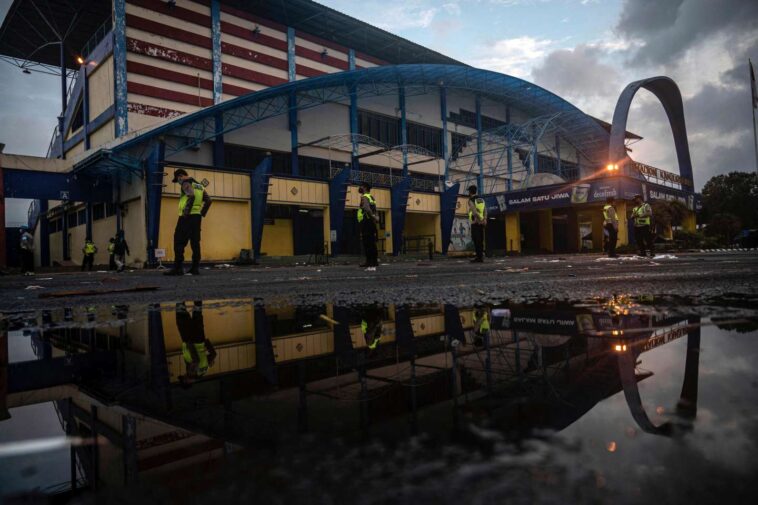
left=614, top=344, right=622, bottom=351
left=607, top=441, right=617, bottom=452
left=76, top=56, right=85, bottom=65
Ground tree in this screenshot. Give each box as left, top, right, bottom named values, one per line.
left=651, top=200, right=689, bottom=233
left=701, top=172, right=758, bottom=229
left=704, top=213, right=742, bottom=245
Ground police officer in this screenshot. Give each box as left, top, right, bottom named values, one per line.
left=603, top=197, right=619, bottom=258
left=631, top=194, right=655, bottom=258
left=468, top=185, right=486, bottom=263
left=175, top=301, right=216, bottom=386
left=113, top=230, right=130, bottom=272
left=165, top=169, right=212, bottom=276
left=357, top=182, right=379, bottom=271
left=107, top=238, right=116, bottom=270
left=81, top=238, right=97, bottom=271
left=19, top=226, right=34, bottom=275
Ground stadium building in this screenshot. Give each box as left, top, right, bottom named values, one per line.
left=0, top=0, right=698, bottom=268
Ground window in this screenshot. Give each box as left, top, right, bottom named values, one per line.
left=106, top=202, right=117, bottom=217
left=358, top=110, right=399, bottom=146
left=67, top=212, right=78, bottom=228
left=69, top=98, right=84, bottom=134
left=49, top=218, right=62, bottom=233
left=451, top=132, right=469, bottom=161
left=448, top=109, right=505, bottom=130
left=77, top=209, right=87, bottom=226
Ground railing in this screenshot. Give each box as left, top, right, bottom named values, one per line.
left=80, top=18, right=112, bottom=60
left=330, top=167, right=440, bottom=192
left=403, top=235, right=435, bottom=254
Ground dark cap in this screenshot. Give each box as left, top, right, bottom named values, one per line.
left=359, top=181, right=372, bottom=191
left=633, top=193, right=642, bottom=199
left=606, top=196, right=615, bottom=203
left=468, top=185, right=478, bottom=194
left=172, top=168, right=189, bottom=183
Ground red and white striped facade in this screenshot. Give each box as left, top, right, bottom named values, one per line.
left=123, top=0, right=385, bottom=133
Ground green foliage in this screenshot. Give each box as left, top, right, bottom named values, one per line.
left=704, top=212, right=742, bottom=245
left=701, top=172, right=758, bottom=228
left=673, top=229, right=702, bottom=249
left=651, top=200, right=689, bottom=229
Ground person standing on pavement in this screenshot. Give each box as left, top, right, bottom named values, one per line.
left=603, top=197, right=619, bottom=258
left=113, top=230, right=130, bottom=272
left=81, top=239, right=97, bottom=271
left=107, top=238, right=116, bottom=270
left=468, top=185, right=487, bottom=263
left=357, top=182, right=379, bottom=271
left=19, top=226, right=34, bottom=275
left=631, top=194, right=655, bottom=258
left=165, top=169, right=212, bottom=276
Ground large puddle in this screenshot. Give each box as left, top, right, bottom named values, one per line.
left=2, top=297, right=757, bottom=503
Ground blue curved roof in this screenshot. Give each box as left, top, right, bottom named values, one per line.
left=84, top=64, right=611, bottom=170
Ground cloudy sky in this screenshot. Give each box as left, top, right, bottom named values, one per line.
left=1, top=0, right=757, bottom=197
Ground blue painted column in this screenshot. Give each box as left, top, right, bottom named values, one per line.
left=399, top=86, right=408, bottom=176
left=251, top=157, right=273, bottom=261
left=475, top=95, right=483, bottom=191
left=440, top=182, right=460, bottom=255
left=58, top=40, right=67, bottom=158
left=289, top=92, right=299, bottom=175
left=555, top=133, right=561, bottom=177
left=348, top=49, right=356, bottom=71
left=440, top=86, right=449, bottom=181
left=62, top=205, right=70, bottom=260
left=113, top=0, right=128, bottom=137
left=211, top=0, right=224, bottom=167
left=145, top=142, right=165, bottom=268
left=81, top=66, right=91, bottom=150
left=506, top=106, right=513, bottom=191
left=85, top=202, right=93, bottom=240
left=349, top=81, right=358, bottom=169
left=287, top=27, right=296, bottom=82
left=39, top=200, right=50, bottom=267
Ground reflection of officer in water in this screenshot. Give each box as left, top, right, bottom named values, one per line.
left=472, top=306, right=491, bottom=347
left=360, top=305, right=384, bottom=350
left=176, top=301, right=216, bottom=385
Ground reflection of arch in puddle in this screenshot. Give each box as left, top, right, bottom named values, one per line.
left=609, top=76, right=694, bottom=190
left=617, top=317, right=700, bottom=436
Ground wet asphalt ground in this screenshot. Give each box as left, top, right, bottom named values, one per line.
left=2, top=251, right=757, bottom=312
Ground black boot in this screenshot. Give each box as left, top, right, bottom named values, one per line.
left=164, top=262, right=184, bottom=276
left=187, top=262, right=200, bottom=276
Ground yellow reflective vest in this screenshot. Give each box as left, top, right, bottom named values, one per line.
left=633, top=203, right=652, bottom=226
left=603, top=204, right=617, bottom=225
left=83, top=242, right=97, bottom=255
left=469, top=197, right=485, bottom=223
left=357, top=193, right=377, bottom=223
left=178, top=181, right=205, bottom=216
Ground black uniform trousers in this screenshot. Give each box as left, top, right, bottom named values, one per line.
left=174, top=214, right=202, bottom=270
left=361, top=219, right=378, bottom=267
left=471, top=223, right=485, bottom=260
left=21, top=249, right=34, bottom=273
left=81, top=254, right=95, bottom=271
left=109, top=254, right=116, bottom=270
left=604, top=224, right=618, bottom=257
left=634, top=224, right=655, bottom=256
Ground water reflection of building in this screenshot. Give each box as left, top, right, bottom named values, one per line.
left=1, top=300, right=701, bottom=496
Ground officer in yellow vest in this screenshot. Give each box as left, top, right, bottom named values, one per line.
left=602, top=197, right=619, bottom=258
left=175, top=301, right=216, bottom=386
left=357, top=182, right=379, bottom=271
left=468, top=185, right=486, bottom=263
left=81, top=239, right=98, bottom=271
left=107, top=238, right=116, bottom=270
left=472, top=307, right=490, bottom=347
left=165, top=169, right=212, bottom=276
left=360, top=304, right=383, bottom=350
left=632, top=194, right=655, bottom=258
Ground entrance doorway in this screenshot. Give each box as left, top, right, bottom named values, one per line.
left=485, top=215, right=506, bottom=256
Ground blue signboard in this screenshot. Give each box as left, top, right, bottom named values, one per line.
left=484, top=176, right=694, bottom=214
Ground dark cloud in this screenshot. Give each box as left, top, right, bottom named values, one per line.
left=617, top=0, right=758, bottom=66
left=531, top=45, right=620, bottom=102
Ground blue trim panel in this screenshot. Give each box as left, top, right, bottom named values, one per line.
left=349, top=82, right=358, bottom=161
left=82, top=66, right=91, bottom=150
left=2, top=169, right=112, bottom=201
left=62, top=106, right=115, bottom=153
left=287, top=27, right=296, bottom=82
left=113, top=0, right=128, bottom=137
left=213, top=113, right=224, bottom=166
left=211, top=0, right=222, bottom=104
left=251, top=156, right=273, bottom=260
left=439, top=182, right=460, bottom=255
left=62, top=72, right=84, bottom=137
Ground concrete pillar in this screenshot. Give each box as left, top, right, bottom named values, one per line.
left=682, top=211, right=696, bottom=232
left=0, top=159, right=5, bottom=268
left=39, top=200, right=50, bottom=267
